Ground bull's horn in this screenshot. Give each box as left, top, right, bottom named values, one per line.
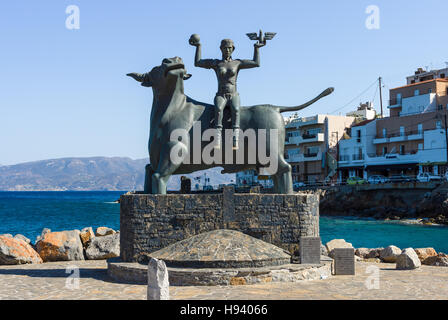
left=127, top=72, right=144, bottom=82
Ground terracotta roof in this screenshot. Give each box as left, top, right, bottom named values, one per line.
left=391, top=78, right=448, bottom=91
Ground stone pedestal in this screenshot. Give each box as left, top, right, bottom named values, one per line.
left=119, top=189, right=319, bottom=262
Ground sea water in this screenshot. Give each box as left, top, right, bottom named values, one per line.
left=0, top=191, right=447, bottom=253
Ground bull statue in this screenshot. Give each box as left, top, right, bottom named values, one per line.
left=128, top=56, right=333, bottom=194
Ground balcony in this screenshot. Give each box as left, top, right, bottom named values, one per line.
left=286, top=115, right=326, bottom=128
left=373, top=130, right=424, bottom=144
left=339, top=155, right=350, bottom=163
left=388, top=98, right=402, bottom=109
left=406, top=130, right=424, bottom=141
left=298, top=132, right=325, bottom=144
left=389, top=132, right=407, bottom=142
left=352, top=154, right=364, bottom=161
left=373, top=136, right=389, bottom=144
left=287, top=152, right=322, bottom=163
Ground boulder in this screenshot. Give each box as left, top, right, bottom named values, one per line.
left=35, top=228, right=51, bottom=244
left=325, top=239, right=353, bottom=258
left=14, top=234, right=31, bottom=244
left=79, top=227, right=95, bottom=248
left=366, top=248, right=383, bottom=259
left=423, top=253, right=448, bottom=267
left=380, top=245, right=401, bottom=263
left=414, top=248, right=437, bottom=262
left=147, top=257, right=169, bottom=300
left=85, top=233, right=119, bottom=260
left=0, top=236, right=43, bottom=265
left=320, top=244, right=328, bottom=256
left=95, top=227, right=116, bottom=237
left=396, top=248, right=421, bottom=270
left=355, top=248, right=370, bottom=259
left=36, top=230, right=84, bottom=262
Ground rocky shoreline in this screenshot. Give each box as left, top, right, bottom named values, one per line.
left=318, top=184, right=448, bottom=226
left=1, top=228, right=447, bottom=270
left=322, top=239, right=448, bottom=268
left=0, top=226, right=120, bottom=265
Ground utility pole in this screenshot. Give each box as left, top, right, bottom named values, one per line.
left=379, top=77, right=384, bottom=118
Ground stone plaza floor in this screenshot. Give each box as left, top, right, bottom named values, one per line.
left=0, top=260, right=447, bottom=300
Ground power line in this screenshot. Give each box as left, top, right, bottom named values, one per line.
left=329, top=78, right=379, bottom=115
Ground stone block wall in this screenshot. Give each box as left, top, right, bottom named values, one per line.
left=120, top=188, right=319, bottom=262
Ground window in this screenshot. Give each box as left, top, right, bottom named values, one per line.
left=400, top=126, right=405, bottom=136
left=418, top=124, right=423, bottom=134
left=400, top=145, right=405, bottom=155
left=382, top=128, right=387, bottom=138
left=428, top=88, right=433, bottom=93
left=436, top=121, right=442, bottom=129
left=418, top=143, right=423, bottom=150
left=414, top=89, right=420, bottom=96
left=382, top=147, right=388, bottom=155
left=438, top=105, right=443, bottom=110
left=396, top=93, right=402, bottom=104
left=441, top=73, right=445, bottom=78
left=357, top=130, right=361, bottom=143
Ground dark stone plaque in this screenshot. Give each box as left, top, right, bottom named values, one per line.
left=333, top=248, right=355, bottom=275
left=300, top=237, right=321, bottom=264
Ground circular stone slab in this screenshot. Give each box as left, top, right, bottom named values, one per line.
left=149, top=229, right=291, bottom=268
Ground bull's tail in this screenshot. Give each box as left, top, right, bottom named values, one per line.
left=278, top=87, right=334, bottom=113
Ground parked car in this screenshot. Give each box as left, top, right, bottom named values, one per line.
left=416, top=172, right=443, bottom=183
left=293, top=182, right=306, bottom=190
left=388, top=174, right=414, bottom=183
left=367, top=175, right=388, bottom=184
left=347, top=177, right=366, bottom=185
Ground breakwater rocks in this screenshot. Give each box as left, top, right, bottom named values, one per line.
left=322, top=239, right=448, bottom=269
left=319, top=183, right=448, bottom=225
left=0, top=227, right=119, bottom=265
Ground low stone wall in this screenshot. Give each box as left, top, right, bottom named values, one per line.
left=120, top=188, right=319, bottom=262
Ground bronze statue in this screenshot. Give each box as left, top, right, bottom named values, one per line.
left=189, top=33, right=268, bottom=150
left=127, top=56, right=333, bottom=195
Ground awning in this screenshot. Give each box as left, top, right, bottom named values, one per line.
left=365, top=163, right=418, bottom=171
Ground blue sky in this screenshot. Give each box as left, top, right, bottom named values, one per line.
left=1, top=0, right=447, bottom=165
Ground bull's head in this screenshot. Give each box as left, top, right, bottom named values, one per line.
left=127, top=57, right=191, bottom=95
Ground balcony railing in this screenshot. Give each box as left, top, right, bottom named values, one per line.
left=352, top=154, right=364, bottom=161
left=304, top=152, right=318, bottom=158
left=375, top=130, right=423, bottom=140
left=339, top=155, right=350, bottom=162
left=302, top=133, right=317, bottom=139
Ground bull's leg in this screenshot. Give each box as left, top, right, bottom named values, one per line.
left=152, top=142, right=187, bottom=194
left=273, top=157, right=293, bottom=194
left=144, top=164, right=153, bottom=194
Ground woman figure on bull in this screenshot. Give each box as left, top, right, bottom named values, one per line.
left=189, top=34, right=265, bottom=150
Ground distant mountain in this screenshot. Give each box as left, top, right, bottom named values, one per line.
left=0, top=157, right=235, bottom=191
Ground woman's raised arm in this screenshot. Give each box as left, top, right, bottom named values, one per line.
left=239, top=42, right=265, bottom=69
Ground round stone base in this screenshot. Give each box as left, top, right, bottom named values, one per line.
left=107, top=258, right=332, bottom=286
